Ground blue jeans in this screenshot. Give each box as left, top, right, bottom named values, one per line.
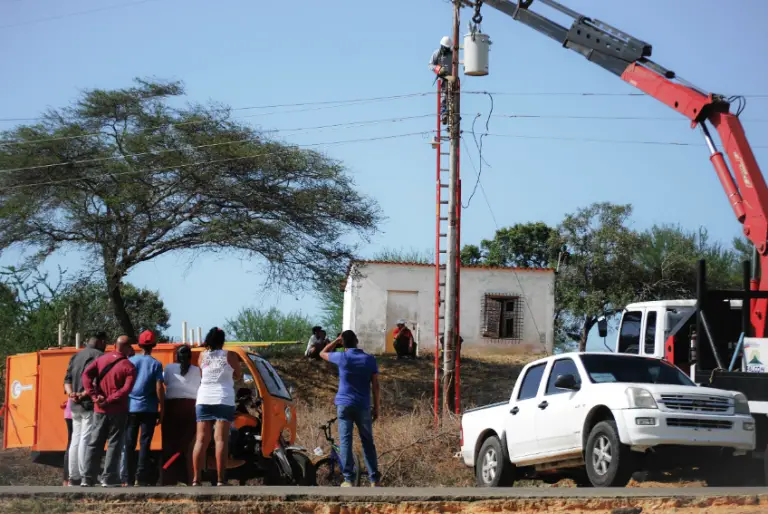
left=337, top=405, right=379, bottom=484
left=125, top=412, right=158, bottom=485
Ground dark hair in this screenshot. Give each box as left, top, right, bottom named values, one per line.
left=312, top=326, right=322, bottom=334
left=204, top=327, right=226, bottom=351
left=176, top=344, right=192, bottom=376
left=341, top=330, right=358, bottom=349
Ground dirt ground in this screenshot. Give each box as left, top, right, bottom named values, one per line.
left=1, top=495, right=767, bottom=514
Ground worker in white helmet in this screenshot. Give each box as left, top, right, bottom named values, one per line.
left=393, top=319, right=417, bottom=359
left=429, top=36, right=456, bottom=125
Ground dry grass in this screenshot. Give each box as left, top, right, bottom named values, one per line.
left=0, top=350, right=705, bottom=488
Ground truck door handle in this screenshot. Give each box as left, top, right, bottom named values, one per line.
left=538, top=401, right=549, bottom=410
left=510, top=406, right=519, bottom=415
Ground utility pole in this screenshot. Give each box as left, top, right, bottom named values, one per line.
left=442, top=0, right=461, bottom=414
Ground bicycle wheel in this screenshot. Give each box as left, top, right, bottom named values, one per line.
left=315, top=454, right=361, bottom=486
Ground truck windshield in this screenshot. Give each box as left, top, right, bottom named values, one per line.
left=247, top=354, right=292, bottom=401
left=580, top=354, right=695, bottom=386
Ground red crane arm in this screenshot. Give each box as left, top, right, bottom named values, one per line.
left=481, top=0, right=768, bottom=335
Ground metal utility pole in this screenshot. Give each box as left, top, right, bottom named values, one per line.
left=442, top=0, right=461, bottom=414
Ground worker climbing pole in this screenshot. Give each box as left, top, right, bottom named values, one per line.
left=432, top=0, right=464, bottom=424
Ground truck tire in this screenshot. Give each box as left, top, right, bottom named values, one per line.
left=475, top=436, right=514, bottom=487
left=585, top=421, right=634, bottom=487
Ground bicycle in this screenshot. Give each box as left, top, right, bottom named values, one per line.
left=313, top=417, right=362, bottom=486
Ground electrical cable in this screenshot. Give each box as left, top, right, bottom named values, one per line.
left=1, top=113, right=433, bottom=147
left=0, top=128, right=430, bottom=175
left=4, top=89, right=767, bottom=125
left=0, top=0, right=165, bottom=29
left=484, top=132, right=768, bottom=149
left=0, top=92, right=434, bottom=124
left=458, top=136, right=548, bottom=355
left=463, top=93, right=494, bottom=209
left=0, top=131, right=429, bottom=191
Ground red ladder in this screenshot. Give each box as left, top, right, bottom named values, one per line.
left=433, top=79, right=462, bottom=426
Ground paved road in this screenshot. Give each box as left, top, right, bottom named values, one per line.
left=0, top=485, right=766, bottom=501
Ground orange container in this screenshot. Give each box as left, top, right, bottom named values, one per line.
left=4, top=344, right=297, bottom=460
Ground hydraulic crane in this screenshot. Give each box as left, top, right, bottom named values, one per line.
left=467, top=0, right=768, bottom=338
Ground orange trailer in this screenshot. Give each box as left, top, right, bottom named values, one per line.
left=3, top=343, right=298, bottom=471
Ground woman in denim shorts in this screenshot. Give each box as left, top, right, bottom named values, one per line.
left=192, top=327, right=242, bottom=486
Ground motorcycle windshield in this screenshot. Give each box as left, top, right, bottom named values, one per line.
left=248, top=354, right=292, bottom=401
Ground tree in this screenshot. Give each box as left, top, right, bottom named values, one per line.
left=556, top=203, right=641, bottom=351
left=225, top=307, right=314, bottom=342
left=460, top=244, right=482, bottom=265
left=481, top=222, right=559, bottom=268
left=57, top=280, right=170, bottom=342
left=0, top=79, right=380, bottom=338
left=635, top=225, right=740, bottom=300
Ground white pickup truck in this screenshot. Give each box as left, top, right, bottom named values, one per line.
left=460, top=352, right=756, bottom=487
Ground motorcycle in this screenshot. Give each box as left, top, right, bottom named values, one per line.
left=198, top=387, right=315, bottom=485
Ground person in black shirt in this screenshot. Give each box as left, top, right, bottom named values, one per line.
left=63, top=332, right=107, bottom=486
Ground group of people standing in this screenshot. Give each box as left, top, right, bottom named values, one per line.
left=62, top=327, right=241, bottom=487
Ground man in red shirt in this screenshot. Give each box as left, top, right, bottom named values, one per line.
left=81, top=336, right=137, bottom=487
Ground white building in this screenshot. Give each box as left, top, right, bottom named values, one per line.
left=342, top=261, right=555, bottom=355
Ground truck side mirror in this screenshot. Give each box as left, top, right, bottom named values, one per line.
left=597, top=318, right=608, bottom=339
left=554, top=374, right=580, bottom=391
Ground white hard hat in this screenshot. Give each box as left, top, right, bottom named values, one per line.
left=396, top=318, right=407, bottom=325
left=440, top=36, right=452, bottom=48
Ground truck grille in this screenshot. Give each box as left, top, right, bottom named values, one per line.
left=666, top=418, right=733, bottom=430
left=659, top=394, right=731, bottom=414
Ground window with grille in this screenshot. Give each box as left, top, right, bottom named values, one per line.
left=481, top=294, right=524, bottom=340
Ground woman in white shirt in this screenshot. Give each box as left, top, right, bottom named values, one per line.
left=192, top=327, right=241, bottom=486
left=161, top=345, right=200, bottom=485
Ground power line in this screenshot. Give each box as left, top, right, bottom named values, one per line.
left=490, top=113, right=768, bottom=123
left=5, top=89, right=768, bottom=124
left=459, top=137, right=548, bottom=355
left=484, top=132, right=768, bottom=149
left=460, top=137, right=498, bottom=228
left=0, top=113, right=434, bottom=146
left=466, top=91, right=768, bottom=99
left=0, top=0, right=165, bottom=30
left=0, top=92, right=434, bottom=124
left=0, top=131, right=429, bottom=191
left=0, top=130, right=429, bottom=175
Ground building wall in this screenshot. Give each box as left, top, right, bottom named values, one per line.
left=343, top=263, right=555, bottom=355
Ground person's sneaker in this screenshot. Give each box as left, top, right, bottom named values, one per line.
left=370, top=482, right=381, bottom=487
left=68, top=479, right=81, bottom=487
left=101, top=481, right=121, bottom=488
left=340, top=481, right=353, bottom=487
left=80, top=481, right=94, bottom=487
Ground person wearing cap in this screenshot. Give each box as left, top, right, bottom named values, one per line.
left=123, top=330, right=165, bottom=486
left=392, top=319, right=417, bottom=359
left=429, top=36, right=455, bottom=125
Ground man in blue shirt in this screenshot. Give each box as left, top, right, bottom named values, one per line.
left=320, top=330, right=380, bottom=487
left=124, top=330, right=164, bottom=486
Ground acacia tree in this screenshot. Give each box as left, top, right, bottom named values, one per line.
left=0, top=79, right=381, bottom=338
left=556, top=203, right=641, bottom=351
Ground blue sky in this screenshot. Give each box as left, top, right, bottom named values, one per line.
left=1, top=0, right=767, bottom=346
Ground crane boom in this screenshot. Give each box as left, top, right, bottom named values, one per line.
left=480, top=0, right=768, bottom=336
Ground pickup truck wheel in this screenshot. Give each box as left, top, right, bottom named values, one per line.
left=585, top=421, right=634, bottom=487
left=476, top=436, right=514, bottom=487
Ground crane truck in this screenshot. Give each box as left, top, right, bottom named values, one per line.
left=461, top=0, right=768, bottom=483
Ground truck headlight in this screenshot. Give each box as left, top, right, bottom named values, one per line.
left=625, top=387, right=658, bottom=409
left=734, top=393, right=751, bottom=415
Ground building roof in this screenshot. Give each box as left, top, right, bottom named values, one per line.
left=341, top=259, right=554, bottom=290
